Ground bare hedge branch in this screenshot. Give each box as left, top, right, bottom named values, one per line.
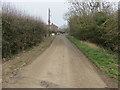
left=2, top=3, right=48, bottom=60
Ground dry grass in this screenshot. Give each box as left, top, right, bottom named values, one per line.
left=81, top=41, right=99, bottom=49
left=68, top=36, right=118, bottom=83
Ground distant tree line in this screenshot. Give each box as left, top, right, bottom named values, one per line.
left=65, top=1, right=118, bottom=52
left=2, top=3, right=47, bottom=60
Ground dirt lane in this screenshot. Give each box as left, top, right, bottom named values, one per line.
left=5, top=35, right=107, bottom=88
left=0, top=63, right=1, bottom=89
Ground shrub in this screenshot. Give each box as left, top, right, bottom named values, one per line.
left=2, top=3, right=47, bottom=59
left=65, top=1, right=118, bottom=52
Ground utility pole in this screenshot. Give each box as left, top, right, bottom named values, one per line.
left=48, top=8, right=51, bottom=31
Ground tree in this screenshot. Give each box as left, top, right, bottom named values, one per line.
left=65, top=0, right=118, bottom=51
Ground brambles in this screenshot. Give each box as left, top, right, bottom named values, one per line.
left=2, top=3, right=47, bottom=60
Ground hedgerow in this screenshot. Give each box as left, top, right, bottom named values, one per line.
left=65, top=1, right=118, bottom=52
left=2, top=3, right=47, bottom=60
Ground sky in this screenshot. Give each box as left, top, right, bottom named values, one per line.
left=2, top=0, right=120, bottom=27
left=2, top=0, right=69, bottom=27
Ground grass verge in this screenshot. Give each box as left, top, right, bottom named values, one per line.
left=67, top=36, right=119, bottom=83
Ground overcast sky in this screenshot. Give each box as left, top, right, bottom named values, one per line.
left=11, top=2, right=69, bottom=27
left=2, top=0, right=119, bottom=27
